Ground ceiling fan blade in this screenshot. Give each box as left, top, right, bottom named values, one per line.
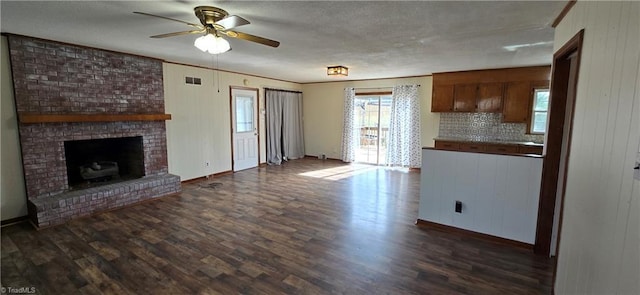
left=223, top=31, right=280, bottom=48
left=215, top=15, right=250, bottom=30
left=134, top=11, right=203, bottom=29
left=150, top=29, right=205, bottom=38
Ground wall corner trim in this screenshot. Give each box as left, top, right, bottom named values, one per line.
left=552, top=0, right=577, bottom=28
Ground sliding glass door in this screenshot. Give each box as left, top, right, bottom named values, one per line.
left=353, top=95, right=391, bottom=165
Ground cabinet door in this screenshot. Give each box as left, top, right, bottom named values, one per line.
left=503, top=81, right=531, bottom=123
left=434, top=140, right=460, bottom=151
left=458, top=142, right=486, bottom=152
left=477, top=83, right=504, bottom=112
left=431, top=84, right=454, bottom=112
left=453, top=84, right=477, bottom=112
left=485, top=144, right=519, bottom=154
left=519, top=145, right=543, bottom=155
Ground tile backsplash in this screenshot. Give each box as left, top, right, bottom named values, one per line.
left=438, top=113, right=545, bottom=143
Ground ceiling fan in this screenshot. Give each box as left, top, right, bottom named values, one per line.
left=134, top=6, right=280, bottom=54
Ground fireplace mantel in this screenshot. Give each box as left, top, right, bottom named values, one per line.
left=19, top=114, right=172, bottom=124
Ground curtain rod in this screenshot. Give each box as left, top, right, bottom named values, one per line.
left=346, top=85, right=421, bottom=90
left=264, top=87, right=303, bottom=94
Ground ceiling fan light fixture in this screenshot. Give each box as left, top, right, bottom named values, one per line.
left=194, top=33, right=231, bottom=54
left=327, top=65, right=348, bottom=76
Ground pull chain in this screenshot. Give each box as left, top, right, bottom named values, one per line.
left=216, top=54, right=220, bottom=93
left=211, top=55, right=220, bottom=92
left=210, top=54, right=221, bottom=93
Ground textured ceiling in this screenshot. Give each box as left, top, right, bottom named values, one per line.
left=0, top=1, right=566, bottom=83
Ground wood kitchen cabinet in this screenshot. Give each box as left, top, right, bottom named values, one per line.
left=503, top=81, right=531, bottom=123
left=434, top=139, right=543, bottom=156
left=477, top=83, right=504, bottom=112
left=434, top=140, right=459, bottom=151
left=431, top=84, right=454, bottom=112
left=453, top=83, right=504, bottom=112
left=453, top=84, right=477, bottom=112
left=519, top=145, right=543, bottom=155
left=485, top=144, right=519, bottom=154
left=430, top=66, right=550, bottom=115
left=458, top=142, right=486, bottom=152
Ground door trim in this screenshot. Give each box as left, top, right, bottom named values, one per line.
left=229, top=86, right=260, bottom=171
left=534, top=29, right=584, bottom=256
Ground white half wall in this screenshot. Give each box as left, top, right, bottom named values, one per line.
left=419, top=149, right=542, bottom=244
left=1, top=36, right=28, bottom=221
left=553, top=1, right=640, bottom=294
left=301, top=76, right=438, bottom=160
left=163, top=63, right=302, bottom=181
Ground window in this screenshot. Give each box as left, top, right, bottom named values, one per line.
left=531, top=89, right=550, bottom=134
left=235, top=96, right=254, bottom=132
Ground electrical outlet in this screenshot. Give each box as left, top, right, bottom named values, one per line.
left=634, top=152, right=640, bottom=181
left=455, top=201, right=462, bottom=213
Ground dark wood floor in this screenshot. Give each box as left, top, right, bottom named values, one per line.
left=1, top=158, right=554, bottom=294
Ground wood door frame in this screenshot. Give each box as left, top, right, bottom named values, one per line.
left=534, top=29, right=584, bottom=256
left=229, top=86, right=260, bottom=171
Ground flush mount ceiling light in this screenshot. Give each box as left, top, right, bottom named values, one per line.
left=194, top=33, right=231, bottom=54
left=327, top=65, right=348, bottom=76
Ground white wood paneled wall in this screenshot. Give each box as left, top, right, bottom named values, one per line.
left=419, top=149, right=542, bottom=244
left=0, top=36, right=28, bottom=221
left=163, top=63, right=302, bottom=181
left=164, top=63, right=223, bottom=181
left=553, top=1, right=640, bottom=294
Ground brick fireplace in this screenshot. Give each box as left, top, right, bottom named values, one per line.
left=7, top=35, right=181, bottom=228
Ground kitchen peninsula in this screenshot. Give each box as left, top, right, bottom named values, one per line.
left=418, top=66, right=549, bottom=245
left=418, top=146, right=542, bottom=244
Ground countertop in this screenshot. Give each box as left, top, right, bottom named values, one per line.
left=434, top=137, right=544, bottom=147
left=422, top=146, right=543, bottom=158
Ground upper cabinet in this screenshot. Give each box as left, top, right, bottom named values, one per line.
left=453, top=84, right=477, bottom=112
left=477, top=82, right=504, bottom=112
left=431, top=66, right=550, bottom=119
left=503, top=81, right=531, bottom=122
left=431, top=84, right=454, bottom=112
left=449, top=83, right=504, bottom=112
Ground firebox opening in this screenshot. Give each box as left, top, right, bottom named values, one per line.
left=64, top=136, right=145, bottom=190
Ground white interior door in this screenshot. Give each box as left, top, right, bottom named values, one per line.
left=231, top=88, right=259, bottom=171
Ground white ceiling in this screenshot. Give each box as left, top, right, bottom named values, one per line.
left=0, top=1, right=566, bottom=83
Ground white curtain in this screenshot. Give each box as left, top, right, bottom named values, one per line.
left=341, top=88, right=359, bottom=162
left=282, top=92, right=305, bottom=160
left=386, top=85, right=421, bottom=168
left=266, top=89, right=304, bottom=165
